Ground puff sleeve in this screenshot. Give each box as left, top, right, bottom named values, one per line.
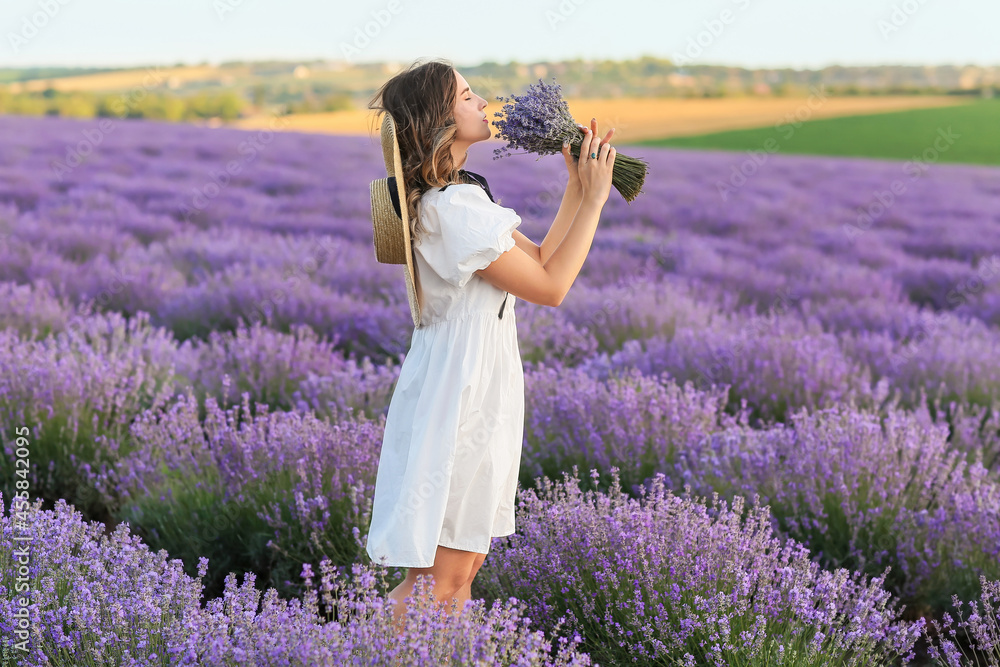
left=416, top=184, right=521, bottom=289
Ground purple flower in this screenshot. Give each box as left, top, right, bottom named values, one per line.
left=492, top=78, right=649, bottom=202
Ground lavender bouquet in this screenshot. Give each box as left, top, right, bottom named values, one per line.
left=492, top=78, right=649, bottom=202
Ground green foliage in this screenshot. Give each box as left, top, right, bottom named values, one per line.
left=116, top=469, right=280, bottom=600
left=285, top=93, right=353, bottom=114
left=642, top=100, right=1000, bottom=166
left=0, top=88, right=246, bottom=121
left=0, top=313, right=179, bottom=524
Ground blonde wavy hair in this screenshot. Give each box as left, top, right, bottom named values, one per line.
left=368, top=58, right=473, bottom=244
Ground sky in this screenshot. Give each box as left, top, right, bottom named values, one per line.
left=1, top=0, right=997, bottom=70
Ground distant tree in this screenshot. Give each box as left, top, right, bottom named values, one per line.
left=53, top=94, right=97, bottom=118
left=160, top=97, right=186, bottom=122
left=8, top=96, right=47, bottom=115
left=215, top=90, right=243, bottom=120
left=321, top=94, right=353, bottom=112
left=251, top=84, right=268, bottom=107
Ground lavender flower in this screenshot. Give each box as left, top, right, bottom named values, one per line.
left=927, top=576, right=1000, bottom=666
left=492, top=78, right=649, bottom=202
left=475, top=467, right=923, bottom=666
left=4, top=112, right=1000, bottom=665
left=0, top=492, right=594, bottom=666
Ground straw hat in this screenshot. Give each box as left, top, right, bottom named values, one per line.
left=370, top=113, right=422, bottom=329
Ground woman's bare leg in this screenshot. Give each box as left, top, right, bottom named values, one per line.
left=387, top=545, right=486, bottom=635
left=450, top=551, right=487, bottom=615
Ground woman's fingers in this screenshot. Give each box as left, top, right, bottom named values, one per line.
left=578, top=118, right=614, bottom=142
left=577, top=118, right=614, bottom=155
left=577, top=126, right=591, bottom=175
left=587, top=118, right=601, bottom=158
left=602, top=142, right=616, bottom=165
left=561, top=141, right=573, bottom=164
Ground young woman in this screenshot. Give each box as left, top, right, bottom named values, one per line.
left=365, top=57, right=616, bottom=633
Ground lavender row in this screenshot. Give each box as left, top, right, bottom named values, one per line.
left=6, top=277, right=1000, bottom=432
left=5, top=451, right=999, bottom=665
left=1, top=303, right=998, bottom=611
left=6, top=347, right=982, bottom=618
left=15, top=469, right=999, bottom=666
left=0, top=493, right=592, bottom=666
left=0, top=115, right=999, bottom=346
left=476, top=468, right=925, bottom=666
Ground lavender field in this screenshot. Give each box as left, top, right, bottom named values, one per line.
left=1, top=112, right=1000, bottom=666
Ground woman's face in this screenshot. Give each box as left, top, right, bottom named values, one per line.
left=452, top=69, right=491, bottom=145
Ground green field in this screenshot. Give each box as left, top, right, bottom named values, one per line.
left=639, top=98, right=1000, bottom=166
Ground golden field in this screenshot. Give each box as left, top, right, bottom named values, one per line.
left=6, top=61, right=971, bottom=145
left=6, top=66, right=226, bottom=93
left=232, top=95, right=971, bottom=144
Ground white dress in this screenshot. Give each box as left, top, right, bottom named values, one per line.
left=365, top=181, right=525, bottom=568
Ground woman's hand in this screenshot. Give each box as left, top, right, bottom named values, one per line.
left=574, top=117, right=616, bottom=204
left=561, top=118, right=614, bottom=194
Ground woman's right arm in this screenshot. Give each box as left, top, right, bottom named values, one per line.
left=475, top=121, right=616, bottom=307
left=539, top=120, right=615, bottom=267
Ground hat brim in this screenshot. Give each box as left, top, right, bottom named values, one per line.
left=377, top=114, right=421, bottom=329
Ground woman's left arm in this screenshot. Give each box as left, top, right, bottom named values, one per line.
left=514, top=119, right=613, bottom=266
left=537, top=182, right=582, bottom=266
left=511, top=181, right=582, bottom=266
